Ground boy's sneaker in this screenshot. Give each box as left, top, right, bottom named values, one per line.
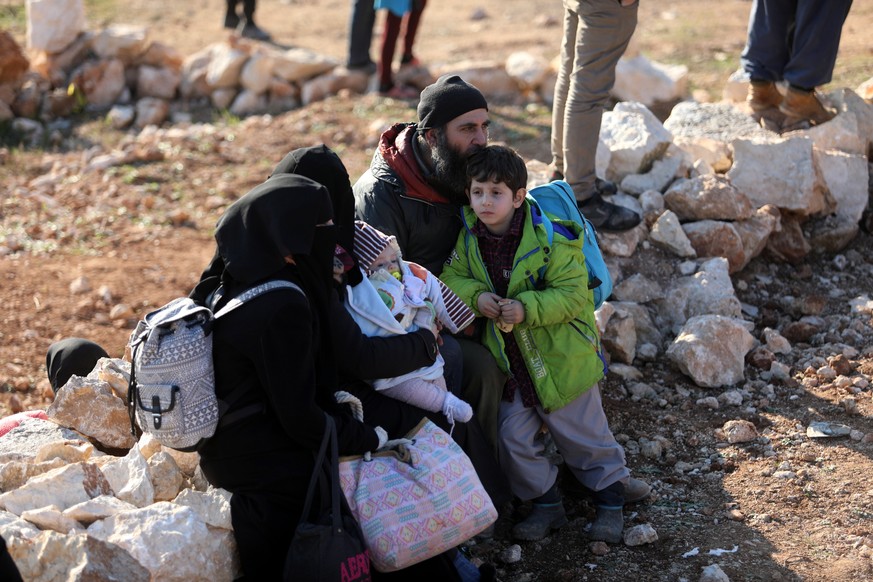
left=588, top=506, right=624, bottom=543
left=625, top=477, right=652, bottom=503
left=512, top=501, right=568, bottom=541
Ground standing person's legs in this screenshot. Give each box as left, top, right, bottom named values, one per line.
left=562, top=0, right=639, bottom=231
left=400, top=0, right=427, bottom=64
left=378, top=10, right=403, bottom=92
left=783, top=0, right=853, bottom=89
left=347, top=0, right=377, bottom=70
left=238, top=0, right=271, bottom=40
left=776, top=0, right=851, bottom=126
left=740, top=0, right=794, bottom=83
left=224, top=0, right=240, bottom=29
left=550, top=4, right=577, bottom=181
left=740, top=0, right=792, bottom=115
left=456, top=336, right=506, bottom=454
left=563, top=0, right=637, bottom=196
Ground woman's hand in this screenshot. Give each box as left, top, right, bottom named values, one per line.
left=477, top=292, right=503, bottom=319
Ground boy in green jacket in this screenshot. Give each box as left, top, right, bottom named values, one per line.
left=441, top=145, right=648, bottom=543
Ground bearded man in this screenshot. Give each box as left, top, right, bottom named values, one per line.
left=353, top=74, right=504, bottom=450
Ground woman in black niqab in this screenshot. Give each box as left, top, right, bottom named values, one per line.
left=195, top=174, right=385, bottom=581
left=270, top=143, right=363, bottom=286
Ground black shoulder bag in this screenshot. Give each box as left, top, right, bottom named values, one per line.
left=284, top=414, right=371, bottom=582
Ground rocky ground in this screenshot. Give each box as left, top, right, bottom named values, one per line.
left=2, top=1, right=873, bottom=581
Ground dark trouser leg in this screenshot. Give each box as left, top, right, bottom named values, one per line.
left=783, top=0, right=852, bottom=89
left=438, top=333, right=463, bottom=396
left=242, top=0, right=256, bottom=23
left=401, top=0, right=427, bottom=60
left=740, top=0, right=794, bottom=82
left=456, top=337, right=506, bottom=454
left=347, top=0, right=377, bottom=68
left=379, top=11, right=403, bottom=90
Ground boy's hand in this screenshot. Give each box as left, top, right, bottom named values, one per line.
left=477, top=292, right=503, bottom=319
left=498, top=298, right=525, bottom=325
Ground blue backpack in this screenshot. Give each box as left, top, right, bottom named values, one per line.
left=527, top=180, right=613, bottom=309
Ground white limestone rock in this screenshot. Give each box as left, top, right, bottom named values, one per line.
left=0, top=417, right=89, bottom=464
left=620, top=153, right=684, bottom=195
left=721, top=419, right=759, bottom=444
left=21, top=504, right=84, bottom=533
left=732, top=204, right=781, bottom=270
left=46, top=375, right=136, bottom=450
left=612, top=273, right=664, bottom=304
left=137, top=65, right=181, bottom=100
left=26, top=0, right=86, bottom=54
left=667, top=315, right=756, bottom=388
left=673, top=136, right=732, bottom=173
left=91, top=24, right=149, bottom=63
left=623, top=523, right=659, bottom=546
left=728, top=136, right=832, bottom=216
left=0, top=462, right=113, bottom=516
left=814, top=149, right=869, bottom=224
left=664, top=174, right=753, bottom=222
left=100, top=446, right=154, bottom=508
left=649, top=210, right=696, bottom=258
left=272, top=47, right=338, bottom=83
left=505, top=51, right=551, bottom=91
left=656, top=257, right=742, bottom=334
left=173, top=487, right=233, bottom=529
left=239, top=53, right=274, bottom=93
left=599, top=102, right=673, bottom=182
left=87, top=502, right=240, bottom=581
left=134, top=97, right=170, bottom=128
left=6, top=530, right=149, bottom=581
left=63, top=494, right=137, bottom=525
left=682, top=220, right=746, bottom=274
left=613, top=55, right=687, bottom=106
left=206, top=44, right=249, bottom=89
left=147, top=452, right=185, bottom=502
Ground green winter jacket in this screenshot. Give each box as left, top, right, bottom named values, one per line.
left=441, top=199, right=606, bottom=412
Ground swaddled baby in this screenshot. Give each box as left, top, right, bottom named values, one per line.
left=345, top=221, right=475, bottom=424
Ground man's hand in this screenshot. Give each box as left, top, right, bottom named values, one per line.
left=477, top=292, right=503, bottom=319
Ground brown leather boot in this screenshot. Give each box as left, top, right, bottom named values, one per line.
left=779, top=87, right=836, bottom=126
left=747, top=80, right=782, bottom=112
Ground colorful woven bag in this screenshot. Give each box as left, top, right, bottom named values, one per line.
left=337, top=418, right=497, bottom=572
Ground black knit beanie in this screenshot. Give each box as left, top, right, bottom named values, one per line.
left=417, top=74, right=488, bottom=130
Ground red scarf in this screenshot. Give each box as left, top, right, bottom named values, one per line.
left=378, top=123, right=451, bottom=205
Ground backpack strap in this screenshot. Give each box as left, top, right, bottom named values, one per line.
left=212, top=280, right=305, bottom=317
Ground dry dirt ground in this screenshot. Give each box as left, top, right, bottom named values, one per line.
left=2, top=1, right=873, bottom=581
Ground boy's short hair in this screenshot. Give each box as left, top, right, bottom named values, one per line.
left=465, top=145, right=527, bottom=194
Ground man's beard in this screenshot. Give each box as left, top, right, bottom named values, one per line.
left=427, top=130, right=481, bottom=204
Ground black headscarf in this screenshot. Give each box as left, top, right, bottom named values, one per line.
left=215, top=174, right=334, bottom=285
left=270, top=144, right=363, bottom=286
